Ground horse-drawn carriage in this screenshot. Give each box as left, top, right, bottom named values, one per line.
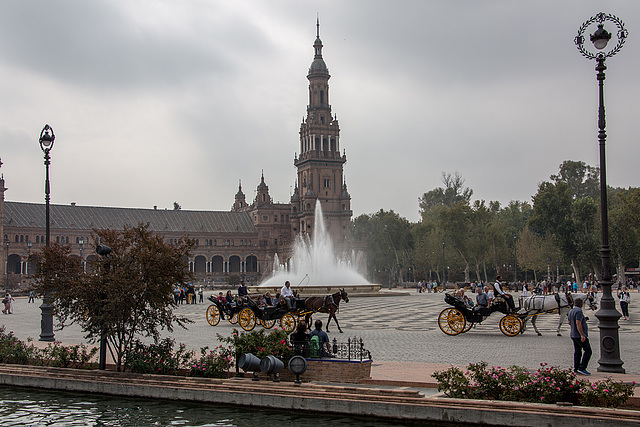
left=206, top=288, right=350, bottom=333
left=438, top=292, right=524, bottom=337
left=206, top=295, right=312, bottom=332
left=438, top=291, right=598, bottom=337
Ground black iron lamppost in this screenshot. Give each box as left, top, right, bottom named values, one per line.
left=26, top=241, right=32, bottom=277
left=4, top=238, right=8, bottom=293
left=441, top=240, right=445, bottom=290
left=78, top=238, right=84, bottom=272
left=575, top=12, right=628, bottom=373
left=513, top=234, right=517, bottom=285
left=39, top=124, right=55, bottom=342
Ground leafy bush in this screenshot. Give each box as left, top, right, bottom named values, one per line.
left=433, top=362, right=635, bottom=408
left=40, top=342, right=98, bottom=369
left=187, top=346, right=234, bottom=378
left=218, top=328, right=294, bottom=361
left=579, top=377, right=636, bottom=408
left=0, top=326, right=39, bottom=364
left=124, top=338, right=194, bottom=375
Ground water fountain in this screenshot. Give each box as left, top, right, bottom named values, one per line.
left=255, top=200, right=381, bottom=296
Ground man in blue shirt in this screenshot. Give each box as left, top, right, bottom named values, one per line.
left=309, top=319, right=331, bottom=357
left=567, top=298, right=592, bottom=375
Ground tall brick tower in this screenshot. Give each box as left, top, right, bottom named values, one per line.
left=292, top=20, right=352, bottom=246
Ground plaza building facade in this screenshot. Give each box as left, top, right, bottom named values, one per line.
left=0, top=23, right=352, bottom=290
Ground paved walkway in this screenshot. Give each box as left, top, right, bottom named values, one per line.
left=2, top=290, right=639, bottom=380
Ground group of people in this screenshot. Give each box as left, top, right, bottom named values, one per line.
left=290, top=319, right=332, bottom=358
left=173, top=285, right=203, bottom=305
left=213, top=280, right=296, bottom=313
left=452, top=276, right=516, bottom=314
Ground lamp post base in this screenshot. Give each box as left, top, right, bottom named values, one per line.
left=39, top=296, right=55, bottom=342
left=596, top=283, right=624, bottom=373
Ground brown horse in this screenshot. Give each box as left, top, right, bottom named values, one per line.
left=304, top=289, right=349, bottom=333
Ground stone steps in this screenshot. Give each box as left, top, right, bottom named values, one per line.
left=2, top=364, right=640, bottom=426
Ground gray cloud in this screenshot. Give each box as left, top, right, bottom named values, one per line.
left=0, top=0, right=638, bottom=222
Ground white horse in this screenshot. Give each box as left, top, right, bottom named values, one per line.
left=520, top=293, right=597, bottom=336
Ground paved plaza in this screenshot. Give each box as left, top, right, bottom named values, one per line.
left=2, top=290, right=639, bottom=374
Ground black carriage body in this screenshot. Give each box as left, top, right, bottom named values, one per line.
left=439, top=292, right=522, bottom=337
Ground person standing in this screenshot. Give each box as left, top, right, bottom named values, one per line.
left=568, top=298, right=592, bottom=375
left=28, top=290, right=35, bottom=303
left=2, top=293, right=14, bottom=314
left=522, top=282, right=529, bottom=298
left=618, top=286, right=631, bottom=321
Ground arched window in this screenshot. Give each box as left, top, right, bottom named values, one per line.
left=36, top=236, right=40, bottom=244
left=246, top=255, right=258, bottom=273
left=15, top=235, right=19, bottom=243
left=320, top=90, right=324, bottom=105
left=229, top=256, right=241, bottom=273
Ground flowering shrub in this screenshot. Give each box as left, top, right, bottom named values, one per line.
left=0, top=326, right=98, bottom=368
left=124, top=338, right=194, bottom=375
left=579, top=377, right=636, bottom=408
left=218, top=328, right=294, bottom=361
left=0, top=326, right=39, bottom=364
left=40, top=342, right=98, bottom=369
left=187, top=346, right=234, bottom=378
left=433, top=362, right=635, bottom=408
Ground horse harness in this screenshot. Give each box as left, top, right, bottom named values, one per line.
left=323, top=295, right=338, bottom=310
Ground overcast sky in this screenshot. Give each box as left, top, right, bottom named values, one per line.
left=1, top=1, right=638, bottom=223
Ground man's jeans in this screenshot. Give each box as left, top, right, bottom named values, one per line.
left=572, top=337, right=592, bottom=371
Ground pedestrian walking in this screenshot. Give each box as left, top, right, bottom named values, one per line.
left=567, top=298, right=592, bottom=375
left=2, top=292, right=14, bottom=314
left=28, top=290, right=35, bottom=303
left=618, top=286, right=631, bottom=321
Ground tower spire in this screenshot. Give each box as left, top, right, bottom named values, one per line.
left=316, top=15, right=320, bottom=38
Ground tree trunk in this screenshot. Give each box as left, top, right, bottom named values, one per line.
left=483, top=261, right=488, bottom=283
left=571, top=259, right=581, bottom=285
left=617, top=258, right=625, bottom=284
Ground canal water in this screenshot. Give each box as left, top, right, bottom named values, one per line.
left=0, top=385, right=453, bottom=426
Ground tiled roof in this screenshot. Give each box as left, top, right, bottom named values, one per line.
left=3, top=202, right=256, bottom=234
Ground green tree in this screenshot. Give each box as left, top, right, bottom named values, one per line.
left=610, top=187, right=640, bottom=280
left=550, top=160, right=599, bottom=200
left=32, top=224, right=194, bottom=371
left=419, top=171, right=473, bottom=214
left=352, top=210, right=413, bottom=286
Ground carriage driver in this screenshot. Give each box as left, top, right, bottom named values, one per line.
left=281, top=281, right=295, bottom=310
left=494, top=276, right=516, bottom=313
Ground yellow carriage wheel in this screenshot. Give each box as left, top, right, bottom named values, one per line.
left=461, top=321, right=473, bottom=333
left=280, top=313, right=296, bottom=333
left=261, top=319, right=276, bottom=329
left=499, top=314, right=522, bottom=337
left=437, top=308, right=466, bottom=336
left=239, top=308, right=256, bottom=332
left=206, top=304, right=220, bottom=326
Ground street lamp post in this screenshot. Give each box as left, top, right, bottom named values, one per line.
left=26, top=241, right=32, bottom=277
left=441, top=240, right=445, bottom=291
left=513, top=234, right=517, bottom=285
left=79, top=238, right=84, bottom=272
left=575, top=12, right=628, bottom=373
left=39, top=124, right=55, bottom=342
left=4, top=238, right=8, bottom=293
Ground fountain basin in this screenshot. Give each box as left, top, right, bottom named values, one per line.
left=249, top=283, right=381, bottom=297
